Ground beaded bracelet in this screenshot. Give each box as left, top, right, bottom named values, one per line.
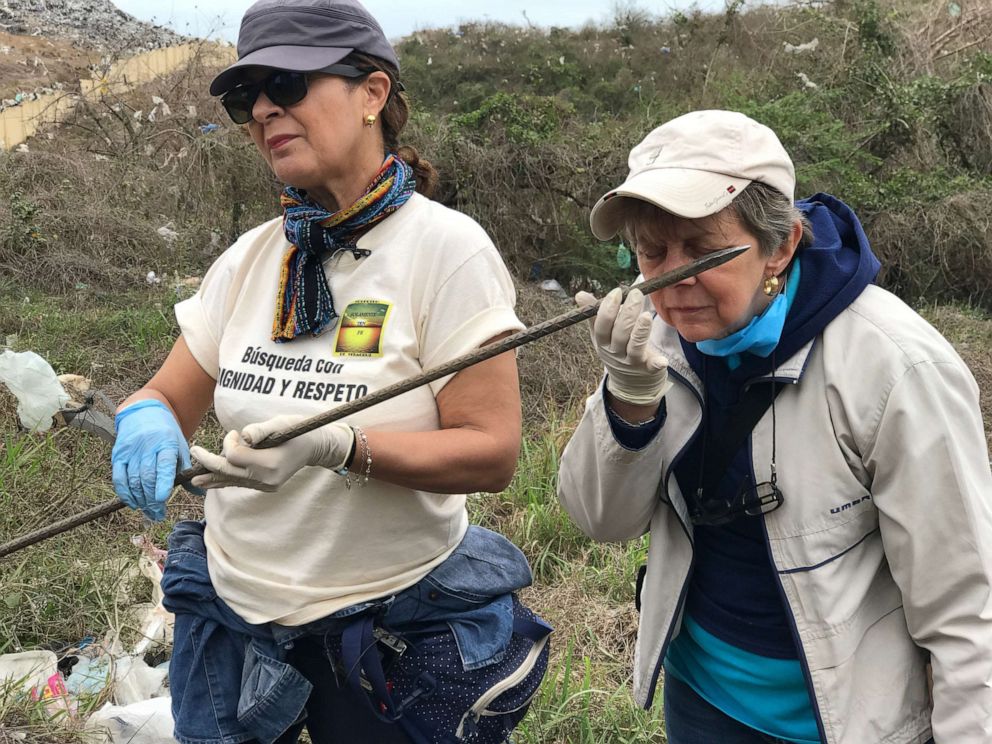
left=338, top=426, right=373, bottom=489
left=353, top=427, right=372, bottom=487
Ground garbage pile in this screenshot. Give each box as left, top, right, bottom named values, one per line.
left=0, top=0, right=188, bottom=54
left=0, top=538, right=177, bottom=743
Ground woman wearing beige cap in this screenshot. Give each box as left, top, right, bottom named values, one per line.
left=558, top=110, right=992, bottom=743
left=109, top=1, right=550, bottom=742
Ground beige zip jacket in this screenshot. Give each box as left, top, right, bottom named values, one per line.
left=558, top=285, right=992, bottom=743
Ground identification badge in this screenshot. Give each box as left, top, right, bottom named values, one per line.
left=333, top=300, right=392, bottom=358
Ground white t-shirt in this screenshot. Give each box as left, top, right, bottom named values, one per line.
left=175, top=194, right=524, bottom=625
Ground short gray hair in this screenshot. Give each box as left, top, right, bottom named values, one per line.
left=729, top=182, right=813, bottom=256
left=618, top=181, right=813, bottom=257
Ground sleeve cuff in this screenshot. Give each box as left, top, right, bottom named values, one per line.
left=603, top=379, right=666, bottom=450
left=421, top=307, right=525, bottom=396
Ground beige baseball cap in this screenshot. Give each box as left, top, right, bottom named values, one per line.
left=589, top=110, right=796, bottom=240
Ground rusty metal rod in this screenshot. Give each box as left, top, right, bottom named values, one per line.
left=0, top=245, right=749, bottom=559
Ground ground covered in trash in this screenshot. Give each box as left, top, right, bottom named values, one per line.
left=0, top=0, right=192, bottom=108
left=0, top=0, right=187, bottom=53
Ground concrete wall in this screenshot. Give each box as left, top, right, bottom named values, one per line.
left=0, top=42, right=235, bottom=150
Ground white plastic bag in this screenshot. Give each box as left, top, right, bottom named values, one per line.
left=0, top=350, right=70, bottom=431
left=83, top=696, right=177, bottom=743
left=0, top=650, right=58, bottom=694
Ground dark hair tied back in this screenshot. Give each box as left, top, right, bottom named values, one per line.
left=342, top=52, right=439, bottom=199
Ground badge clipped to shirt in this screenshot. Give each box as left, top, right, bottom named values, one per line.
left=332, top=300, right=393, bottom=358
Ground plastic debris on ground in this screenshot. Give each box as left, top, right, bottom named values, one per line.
left=783, top=38, right=819, bottom=54
left=0, top=534, right=178, bottom=741
left=83, top=697, right=176, bottom=743
left=538, top=278, right=568, bottom=298
left=198, top=122, right=220, bottom=134
left=0, top=349, right=70, bottom=431
left=156, top=223, right=179, bottom=243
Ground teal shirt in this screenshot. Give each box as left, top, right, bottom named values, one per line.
left=665, top=615, right=820, bottom=744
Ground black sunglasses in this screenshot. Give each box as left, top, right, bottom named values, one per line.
left=690, top=475, right=785, bottom=527
left=220, top=64, right=371, bottom=124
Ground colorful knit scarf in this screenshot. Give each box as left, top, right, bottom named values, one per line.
left=272, top=153, right=416, bottom=342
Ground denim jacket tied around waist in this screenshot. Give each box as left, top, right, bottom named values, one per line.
left=161, top=520, right=533, bottom=744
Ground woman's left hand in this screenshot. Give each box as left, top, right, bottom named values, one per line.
left=190, top=415, right=355, bottom=491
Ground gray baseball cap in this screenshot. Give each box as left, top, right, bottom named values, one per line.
left=209, top=0, right=400, bottom=96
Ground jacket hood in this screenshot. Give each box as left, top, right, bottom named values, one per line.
left=780, top=193, right=881, bottom=362
left=682, top=192, right=881, bottom=379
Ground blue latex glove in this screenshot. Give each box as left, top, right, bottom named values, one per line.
left=112, top=399, right=195, bottom=521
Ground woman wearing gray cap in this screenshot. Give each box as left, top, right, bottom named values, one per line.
left=557, top=110, right=992, bottom=743
left=109, top=1, right=550, bottom=742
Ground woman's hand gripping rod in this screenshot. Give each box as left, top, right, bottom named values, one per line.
left=0, top=245, right=748, bottom=559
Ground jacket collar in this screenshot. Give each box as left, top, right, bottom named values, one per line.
left=655, top=319, right=816, bottom=394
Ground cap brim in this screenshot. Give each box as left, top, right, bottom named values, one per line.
left=589, top=168, right=752, bottom=241
left=209, top=45, right=352, bottom=95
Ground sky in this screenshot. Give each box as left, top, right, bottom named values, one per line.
left=111, top=1, right=676, bottom=43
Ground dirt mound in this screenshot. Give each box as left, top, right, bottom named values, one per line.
left=0, top=0, right=187, bottom=54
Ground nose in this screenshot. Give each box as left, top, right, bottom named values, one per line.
left=251, top=90, right=283, bottom=123
left=660, top=248, right=697, bottom=286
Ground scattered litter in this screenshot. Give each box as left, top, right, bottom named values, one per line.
left=0, top=538, right=179, bottom=738
left=784, top=38, right=819, bottom=54
left=3, top=333, right=18, bottom=348
left=145, top=270, right=161, bottom=285
left=65, top=655, right=111, bottom=697
left=93, top=153, right=109, bottom=161
left=0, top=650, right=74, bottom=719
left=948, top=1, right=962, bottom=17
left=660, top=46, right=671, bottom=54
left=187, top=105, right=198, bottom=118
left=84, top=696, right=177, bottom=743
left=14, top=143, right=29, bottom=153
left=427, top=56, right=432, bottom=65
left=156, top=224, right=179, bottom=243
left=616, top=241, right=632, bottom=269
left=148, top=96, right=172, bottom=122
left=0, top=650, right=59, bottom=694
left=75, top=281, right=89, bottom=290
left=0, top=0, right=188, bottom=54
left=559, top=55, right=565, bottom=65
left=796, top=72, right=818, bottom=89
left=198, top=122, right=220, bottom=134
left=0, top=46, right=10, bottom=55
left=0, top=349, right=70, bottom=432
left=539, top=278, right=568, bottom=298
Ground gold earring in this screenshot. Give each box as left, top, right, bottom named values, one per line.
left=364, top=114, right=377, bottom=127
left=763, top=275, right=780, bottom=296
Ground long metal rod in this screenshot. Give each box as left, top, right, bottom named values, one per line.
left=0, top=245, right=748, bottom=559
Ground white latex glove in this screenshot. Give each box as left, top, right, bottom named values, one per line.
left=576, top=287, right=672, bottom=406
left=189, top=415, right=355, bottom=492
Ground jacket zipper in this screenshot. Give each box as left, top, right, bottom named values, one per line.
left=741, top=373, right=827, bottom=739
left=642, top=368, right=702, bottom=709
left=753, top=442, right=829, bottom=744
